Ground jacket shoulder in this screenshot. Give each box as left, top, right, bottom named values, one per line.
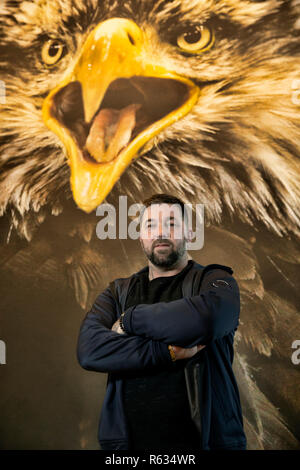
left=181, top=261, right=234, bottom=297
left=191, top=261, right=233, bottom=276
left=198, top=263, right=239, bottom=295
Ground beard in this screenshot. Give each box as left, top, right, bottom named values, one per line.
left=140, top=238, right=186, bottom=268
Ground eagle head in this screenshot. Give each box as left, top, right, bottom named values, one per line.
left=0, top=0, right=299, bottom=239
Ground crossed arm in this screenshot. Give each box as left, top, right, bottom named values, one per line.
left=76, top=269, right=240, bottom=374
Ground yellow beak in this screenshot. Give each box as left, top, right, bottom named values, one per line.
left=42, top=18, right=200, bottom=213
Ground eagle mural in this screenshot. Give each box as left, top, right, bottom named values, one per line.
left=0, top=0, right=299, bottom=450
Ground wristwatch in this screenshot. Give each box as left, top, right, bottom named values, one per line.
left=168, top=345, right=176, bottom=362
left=119, top=312, right=126, bottom=332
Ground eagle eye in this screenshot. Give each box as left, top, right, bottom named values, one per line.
left=42, top=39, right=65, bottom=66
left=176, top=25, right=214, bottom=53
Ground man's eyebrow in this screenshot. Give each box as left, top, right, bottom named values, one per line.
left=144, top=215, right=179, bottom=224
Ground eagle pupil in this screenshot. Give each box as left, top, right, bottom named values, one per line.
left=183, top=29, right=201, bottom=44
left=49, top=43, right=60, bottom=57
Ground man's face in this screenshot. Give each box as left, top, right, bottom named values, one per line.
left=139, top=203, right=188, bottom=268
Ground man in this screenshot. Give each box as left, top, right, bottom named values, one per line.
left=77, top=193, right=247, bottom=451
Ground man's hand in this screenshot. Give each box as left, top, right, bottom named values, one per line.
left=111, top=318, right=126, bottom=334
left=170, top=344, right=206, bottom=361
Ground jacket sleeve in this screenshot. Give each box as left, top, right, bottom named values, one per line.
left=122, top=269, right=240, bottom=348
left=76, top=285, right=173, bottom=373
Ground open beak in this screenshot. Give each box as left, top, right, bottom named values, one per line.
left=42, top=18, right=200, bottom=213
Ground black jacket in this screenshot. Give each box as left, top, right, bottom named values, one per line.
left=77, top=260, right=247, bottom=450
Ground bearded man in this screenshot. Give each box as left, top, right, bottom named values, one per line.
left=77, top=193, right=246, bottom=451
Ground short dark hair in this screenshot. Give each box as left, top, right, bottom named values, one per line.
left=139, top=193, right=186, bottom=226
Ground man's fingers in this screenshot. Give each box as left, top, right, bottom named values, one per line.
left=170, top=343, right=206, bottom=361
left=111, top=319, right=125, bottom=334
left=111, top=320, right=119, bottom=332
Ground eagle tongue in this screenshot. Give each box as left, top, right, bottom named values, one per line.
left=85, top=103, right=141, bottom=163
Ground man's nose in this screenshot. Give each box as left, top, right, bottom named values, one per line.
left=156, top=222, right=170, bottom=239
